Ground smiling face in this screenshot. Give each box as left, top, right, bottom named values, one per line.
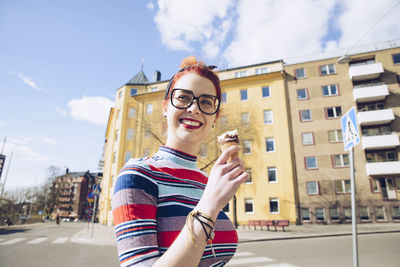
left=162, top=73, right=218, bottom=155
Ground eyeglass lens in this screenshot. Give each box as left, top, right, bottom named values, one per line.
left=171, top=89, right=220, bottom=115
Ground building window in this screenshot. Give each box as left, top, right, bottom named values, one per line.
left=221, top=92, right=227, bottom=103
left=118, top=90, right=122, bottom=98
left=256, top=67, right=269, bottom=74
left=245, top=168, right=252, bottom=184
left=315, top=208, right=325, bottom=221
left=144, top=124, right=151, bottom=138
left=264, top=110, right=273, bottom=124
left=322, top=84, right=339, bottom=96
left=333, top=154, right=350, bottom=167
left=362, top=125, right=391, bottom=136
left=243, top=140, right=251, bottom=154
left=357, top=101, right=385, bottom=112
left=130, top=88, right=138, bottom=96
left=366, top=150, right=397, bottom=163
left=146, top=103, right=153, bottom=114
left=245, top=198, right=254, bottom=213
left=302, top=132, right=314, bottom=145
left=305, top=156, right=318, bottom=169
left=241, top=112, right=250, bottom=125
left=326, top=106, right=342, bottom=119
left=301, top=208, right=311, bottom=221
left=262, top=86, right=271, bottom=98
left=240, top=89, right=248, bottom=101
left=151, top=87, right=158, bottom=92
left=124, top=151, right=132, bottom=163
left=269, top=198, right=279, bottom=214
left=266, top=138, right=275, bottom=152
left=370, top=178, right=380, bottom=192
left=319, top=64, right=336, bottom=75
left=392, top=206, right=400, bottom=220
left=344, top=207, right=352, bottom=221
left=112, top=152, right=116, bottom=163
left=359, top=207, right=370, bottom=221
left=392, top=53, right=400, bottom=64
left=328, top=130, right=343, bottom=142
left=126, top=128, right=134, bottom=140
left=335, top=180, right=351, bottom=193
left=297, top=88, right=308, bottom=100
left=300, top=109, right=312, bottom=121
left=268, top=167, right=277, bottom=183
left=307, top=181, right=319, bottom=195
left=199, top=145, right=207, bottom=158
left=114, top=129, right=120, bottom=142
left=375, top=207, right=386, bottom=221
left=294, top=68, right=306, bottom=79
left=223, top=203, right=230, bottom=213
left=395, top=177, right=400, bottom=191
left=128, top=108, right=136, bottom=118
left=329, top=207, right=339, bottom=221
left=235, top=70, right=248, bottom=78
left=220, top=116, right=228, bottom=129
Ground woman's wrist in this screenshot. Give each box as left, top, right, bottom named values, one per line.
left=195, top=199, right=220, bottom=222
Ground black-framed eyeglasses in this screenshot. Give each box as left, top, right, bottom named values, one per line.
left=170, top=88, right=220, bottom=115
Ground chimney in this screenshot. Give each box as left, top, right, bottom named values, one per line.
left=153, top=70, right=161, bottom=82
left=66, top=168, right=69, bottom=174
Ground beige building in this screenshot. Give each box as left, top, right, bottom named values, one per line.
left=285, top=40, right=400, bottom=223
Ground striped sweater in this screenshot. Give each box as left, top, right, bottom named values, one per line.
left=112, top=146, right=238, bottom=267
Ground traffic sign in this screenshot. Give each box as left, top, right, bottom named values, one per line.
left=341, top=107, right=360, bottom=151
left=92, top=184, right=101, bottom=196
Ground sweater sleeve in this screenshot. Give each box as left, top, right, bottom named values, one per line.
left=112, top=160, right=160, bottom=266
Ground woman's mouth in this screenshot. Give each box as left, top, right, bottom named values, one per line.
left=179, top=118, right=203, bottom=129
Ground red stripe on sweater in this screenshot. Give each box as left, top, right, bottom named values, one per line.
left=157, top=230, right=238, bottom=247
left=113, top=204, right=156, bottom=225
left=149, top=165, right=208, bottom=184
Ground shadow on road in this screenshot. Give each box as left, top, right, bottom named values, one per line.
left=0, top=227, right=32, bottom=235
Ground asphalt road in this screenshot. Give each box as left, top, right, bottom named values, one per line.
left=1, top=223, right=399, bottom=267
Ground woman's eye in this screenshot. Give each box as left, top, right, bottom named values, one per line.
left=177, top=95, right=190, bottom=101
left=201, top=99, right=213, bottom=106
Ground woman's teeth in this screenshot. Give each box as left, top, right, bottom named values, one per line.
left=181, top=119, right=201, bottom=127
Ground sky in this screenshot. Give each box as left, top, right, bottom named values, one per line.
left=1, top=0, right=400, bottom=190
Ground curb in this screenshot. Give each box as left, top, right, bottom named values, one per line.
left=70, top=228, right=116, bottom=246
left=238, top=230, right=400, bottom=243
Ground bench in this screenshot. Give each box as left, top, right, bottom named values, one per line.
left=246, top=220, right=289, bottom=231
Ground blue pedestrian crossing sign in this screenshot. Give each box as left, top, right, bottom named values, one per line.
left=341, top=107, right=360, bottom=151
left=92, top=184, right=101, bottom=196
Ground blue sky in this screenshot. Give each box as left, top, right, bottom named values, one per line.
left=1, top=0, right=399, bottom=190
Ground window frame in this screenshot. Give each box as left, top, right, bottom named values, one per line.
left=244, top=168, right=253, bottom=184
left=240, top=89, right=248, bottom=101
left=243, top=140, right=252, bottom=155
left=370, top=178, right=381, bottom=193
left=241, top=112, right=250, bottom=125
left=299, top=109, right=312, bottom=122
left=332, top=154, right=350, bottom=168
left=297, top=88, right=309, bottom=100
left=235, top=70, right=248, bottom=78
left=322, top=84, right=340, bottom=97
left=319, top=64, right=336, bottom=75
left=305, top=156, right=318, bottom=170
left=128, top=107, right=136, bottom=118
left=269, top=198, right=280, bottom=214
left=265, top=137, right=275, bottom=153
left=262, top=86, right=271, bottom=98
left=294, top=68, right=306, bottom=79
left=244, top=198, right=254, bottom=214
left=263, top=110, right=273, bottom=124
left=335, top=179, right=351, bottom=194
left=301, top=208, right=311, bottom=221
left=221, top=92, right=227, bottom=103
left=315, top=208, right=325, bottom=222
left=391, top=206, right=400, bottom=220
left=359, top=206, right=371, bottom=221
left=126, top=128, right=134, bottom=141
left=306, top=181, right=320, bottom=195
left=328, top=129, right=343, bottom=143
left=375, top=206, right=387, bottom=221
left=325, top=106, right=342, bottom=119
left=146, top=103, right=153, bottom=114
left=392, top=53, right=400, bottom=65
left=268, top=167, right=278, bottom=183
left=130, top=88, right=138, bottom=96
left=256, top=67, right=270, bottom=74
left=329, top=207, right=340, bottom=221
left=301, top=132, right=315, bottom=145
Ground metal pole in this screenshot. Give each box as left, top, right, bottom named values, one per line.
left=350, top=147, right=359, bottom=267
left=1, top=136, right=6, bottom=154
left=91, top=195, right=97, bottom=238
left=1, top=152, right=13, bottom=197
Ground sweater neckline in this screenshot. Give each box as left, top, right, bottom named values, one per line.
left=155, top=146, right=198, bottom=169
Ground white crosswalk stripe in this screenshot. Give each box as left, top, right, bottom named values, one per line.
left=52, top=237, right=68, bottom=244
left=0, top=238, right=5, bottom=242
left=27, top=237, right=48, bottom=244
left=0, top=238, right=26, bottom=245
left=226, top=250, right=299, bottom=267
left=228, top=257, right=274, bottom=265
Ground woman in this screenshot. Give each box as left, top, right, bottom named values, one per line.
left=112, top=56, right=249, bottom=267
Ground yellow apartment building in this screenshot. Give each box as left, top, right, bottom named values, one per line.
left=99, top=61, right=298, bottom=226
left=285, top=40, right=400, bottom=223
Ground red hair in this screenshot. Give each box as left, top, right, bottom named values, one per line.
left=165, top=56, right=221, bottom=102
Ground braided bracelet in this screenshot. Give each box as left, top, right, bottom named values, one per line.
left=186, top=210, right=216, bottom=257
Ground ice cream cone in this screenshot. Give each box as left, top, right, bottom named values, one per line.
left=218, top=130, right=239, bottom=163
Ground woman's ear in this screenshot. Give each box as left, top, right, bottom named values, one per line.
left=162, top=99, right=168, bottom=116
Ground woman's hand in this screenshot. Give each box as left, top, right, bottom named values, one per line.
left=196, top=145, right=249, bottom=220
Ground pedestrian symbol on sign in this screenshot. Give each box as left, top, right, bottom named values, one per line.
left=341, top=107, right=360, bottom=151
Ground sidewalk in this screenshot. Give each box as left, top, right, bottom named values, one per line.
left=71, top=222, right=400, bottom=246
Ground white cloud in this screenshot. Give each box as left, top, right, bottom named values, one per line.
left=67, top=96, right=114, bottom=126
left=147, top=1, right=155, bottom=11
left=17, top=72, right=43, bottom=91
left=153, top=0, right=234, bottom=51
left=335, top=0, right=400, bottom=50
left=55, top=106, right=68, bottom=116
left=0, top=120, right=5, bottom=127
left=4, top=138, right=48, bottom=162
left=41, top=137, right=58, bottom=145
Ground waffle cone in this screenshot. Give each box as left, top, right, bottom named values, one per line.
left=221, top=142, right=239, bottom=162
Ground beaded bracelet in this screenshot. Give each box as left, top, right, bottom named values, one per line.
left=186, top=210, right=216, bottom=257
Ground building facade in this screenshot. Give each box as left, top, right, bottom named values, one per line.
left=286, top=41, right=400, bottom=223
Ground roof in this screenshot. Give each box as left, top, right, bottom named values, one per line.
left=126, top=69, right=149, bottom=85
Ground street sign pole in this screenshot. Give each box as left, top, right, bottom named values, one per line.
left=91, top=195, right=97, bottom=238
left=350, top=147, right=358, bottom=267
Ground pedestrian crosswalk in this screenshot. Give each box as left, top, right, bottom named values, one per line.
left=226, top=250, right=298, bottom=267
left=0, top=237, right=70, bottom=245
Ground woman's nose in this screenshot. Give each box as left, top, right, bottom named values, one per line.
left=186, top=99, right=201, bottom=114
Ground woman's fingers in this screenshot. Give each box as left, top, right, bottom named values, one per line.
left=214, top=145, right=240, bottom=165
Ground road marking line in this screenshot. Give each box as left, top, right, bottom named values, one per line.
left=52, top=237, right=68, bottom=244
left=234, top=252, right=255, bottom=257
left=0, top=238, right=27, bottom=245
left=228, top=256, right=274, bottom=265
left=255, top=264, right=298, bottom=267
left=0, top=238, right=4, bottom=242
left=27, top=237, right=48, bottom=244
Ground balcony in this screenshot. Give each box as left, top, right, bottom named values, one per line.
left=353, top=84, right=389, bottom=103
left=366, top=161, right=400, bottom=176
left=358, top=109, right=394, bottom=126
left=349, top=62, right=384, bottom=81
left=362, top=133, right=400, bottom=150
